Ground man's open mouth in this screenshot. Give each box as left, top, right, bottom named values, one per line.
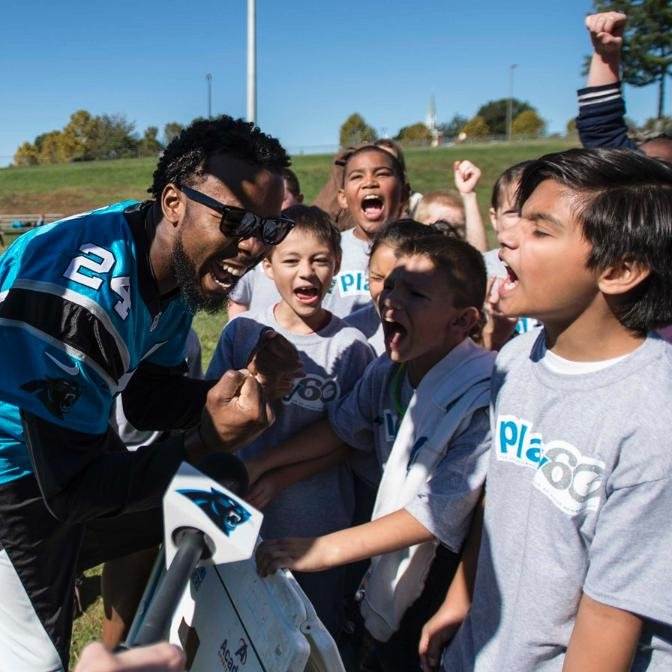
left=361, top=194, right=385, bottom=221
left=210, top=260, right=245, bottom=290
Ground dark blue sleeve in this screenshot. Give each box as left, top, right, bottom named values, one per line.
left=576, top=82, right=638, bottom=151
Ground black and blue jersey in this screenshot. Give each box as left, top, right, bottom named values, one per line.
left=0, top=201, right=193, bottom=486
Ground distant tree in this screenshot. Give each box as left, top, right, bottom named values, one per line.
left=163, top=122, right=184, bottom=146
left=38, top=131, right=68, bottom=164
left=395, top=122, right=432, bottom=143
left=566, top=117, right=577, bottom=136
left=639, top=115, right=672, bottom=134
left=339, top=113, right=377, bottom=148
left=460, top=116, right=491, bottom=139
left=13, top=142, right=39, bottom=166
left=511, top=109, right=546, bottom=137
left=587, top=0, right=672, bottom=118
left=438, top=114, right=469, bottom=139
left=139, top=126, right=163, bottom=157
left=476, top=98, right=533, bottom=136
left=61, top=109, right=97, bottom=160
left=93, top=114, right=139, bottom=159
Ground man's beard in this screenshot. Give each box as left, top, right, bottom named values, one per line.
left=172, top=236, right=230, bottom=314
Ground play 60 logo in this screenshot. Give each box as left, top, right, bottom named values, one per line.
left=283, top=374, right=340, bottom=411
left=495, top=415, right=605, bottom=516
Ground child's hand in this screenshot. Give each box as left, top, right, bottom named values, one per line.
left=246, top=470, right=285, bottom=509
left=586, top=11, right=626, bottom=56
left=255, top=536, right=333, bottom=576
left=247, top=329, right=303, bottom=400
left=454, top=160, right=481, bottom=195
left=418, top=606, right=464, bottom=672
left=481, top=277, right=517, bottom=351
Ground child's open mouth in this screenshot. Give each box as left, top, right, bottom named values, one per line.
left=294, top=286, right=320, bottom=305
left=502, top=263, right=519, bottom=293
left=361, top=195, right=385, bottom=221
left=383, top=318, right=407, bottom=350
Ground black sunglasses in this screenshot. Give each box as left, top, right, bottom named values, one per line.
left=179, top=184, right=294, bottom=245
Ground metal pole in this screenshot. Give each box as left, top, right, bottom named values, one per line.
left=206, top=73, right=212, bottom=119
left=132, top=530, right=207, bottom=646
left=507, top=64, right=517, bottom=142
left=247, top=0, right=256, bottom=124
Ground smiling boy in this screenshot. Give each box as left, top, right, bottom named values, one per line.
left=206, top=205, right=374, bottom=635
left=439, top=148, right=672, bottom=671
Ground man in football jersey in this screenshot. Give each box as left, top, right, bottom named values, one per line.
left=0, top=115, right=299, bottom=670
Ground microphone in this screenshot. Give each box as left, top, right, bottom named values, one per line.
left=130, top=454, right=262, bottom=647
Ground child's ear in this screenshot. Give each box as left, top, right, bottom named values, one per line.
left=450, top=306, right=481, bottom=335
left=488, top=207, right=499, bottom=232
left=262, top=256, right=274, bottom=280
left=598, top=258, right=651, bottom=296
left=337, top=189, right=348, bottom=211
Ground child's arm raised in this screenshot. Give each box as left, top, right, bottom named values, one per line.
left=454, top=161, right=487, bottom=252
left=562, top=594, right=641, bottom=672
left=585, top=11, right=626, bottom=87
left=256, top=509, right=433, bottom=575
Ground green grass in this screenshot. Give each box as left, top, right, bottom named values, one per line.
left=0, top=139, right=576, bottom=222
left=3, top=138, right=578, bottom=665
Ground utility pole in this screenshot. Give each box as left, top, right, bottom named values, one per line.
left=506, top=64, right=517, bottom=142
left=206, top=73, right=212, bottom=119
left=247, top=0, right=256, bottom=124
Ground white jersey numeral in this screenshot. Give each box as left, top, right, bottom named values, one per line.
left=63, top=244, right=132, bottom=320
left=111, top=276, right=132, bottom=319
left=63, top=243, right=115, bottom=290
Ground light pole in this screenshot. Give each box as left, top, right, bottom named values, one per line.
left=206, top=73, right=212, bottom=119
left=247, top=0, right=256, bottom=124
left=506, top=64, right=517, bottom=142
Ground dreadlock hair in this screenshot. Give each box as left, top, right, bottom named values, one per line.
left=149, top=115, right=290, bottom=199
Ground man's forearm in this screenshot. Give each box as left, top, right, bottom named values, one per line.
left=563, top=593, right=642, bottom=672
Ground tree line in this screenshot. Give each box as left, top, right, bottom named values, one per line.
left=339, top=99, right=547, bottom=148
left=13, top=111, right=185, bottom=166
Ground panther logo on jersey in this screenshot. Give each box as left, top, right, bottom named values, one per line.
left=177, top=487, right=251, bottom=536
left=21, top=377, right=81, bottom=419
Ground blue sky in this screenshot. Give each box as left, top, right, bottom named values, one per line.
left=1, top=0, right=669, bottom=167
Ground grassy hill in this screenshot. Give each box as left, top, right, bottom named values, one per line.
left=1, top=138, right=577, bottom=666
left=0, top=138, right=575, bottom=224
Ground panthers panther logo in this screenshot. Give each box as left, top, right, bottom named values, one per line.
left=21, top=377, right=81, bottom=419
left=177, top=487, right=251, bottom=536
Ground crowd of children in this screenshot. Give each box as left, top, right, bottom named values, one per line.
left=31, top=9, right=672, bottom=672
left=194, top=13, right=672, bottom=671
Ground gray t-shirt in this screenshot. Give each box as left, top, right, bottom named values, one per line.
left=344, top=303, right=385, bottom=356
left=443, top=331, right=672, bottom=671
left=228, top=263, right=280, bottom=312
left=330, top=348, right=490, bottom=550
left=206, top=306, right=375, bottom=539
left=322, top=228, right=372, bottom=318
left=329, top=354, right=412, bottom=487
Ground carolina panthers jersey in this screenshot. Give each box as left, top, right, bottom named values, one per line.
left=0, top=201, right=193, bottom=485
